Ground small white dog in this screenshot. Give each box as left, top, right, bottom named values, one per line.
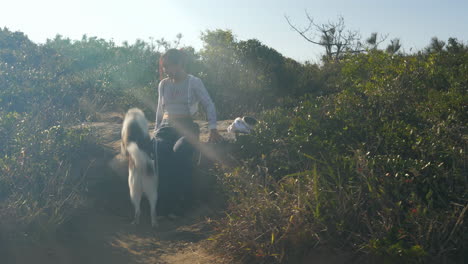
left=227, top=116, right=257, bottom=135
left=121, top=108, right=158, bottom=228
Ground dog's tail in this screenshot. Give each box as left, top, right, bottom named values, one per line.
left=126, top=142, right=155, bottom=176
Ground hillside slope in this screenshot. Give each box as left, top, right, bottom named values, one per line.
left=4, top=114, right=236, bottom=264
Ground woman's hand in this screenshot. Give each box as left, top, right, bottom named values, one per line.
left=208, top=129, right=223, bottom=143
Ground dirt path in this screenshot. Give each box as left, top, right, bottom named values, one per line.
left=5, top=114, right=236, bottom=264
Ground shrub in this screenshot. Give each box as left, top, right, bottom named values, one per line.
left=213, top=49, right=467, bottom=263
left=0, top=109, right=95, bottom=240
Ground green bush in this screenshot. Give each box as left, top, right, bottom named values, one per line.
left=0, top=109, right=95, bottom=239
left=0, top=28, right=159, bottom=121
left=213, top=47, right=467, bottom=263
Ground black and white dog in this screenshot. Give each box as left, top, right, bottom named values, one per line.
left=121, top=108, right=158, bottom=228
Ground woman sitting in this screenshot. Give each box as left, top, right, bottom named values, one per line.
left=153, top=48, right=221, bottom=217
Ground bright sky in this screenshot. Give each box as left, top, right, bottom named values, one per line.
left=1, top=0, right=467, bottom=62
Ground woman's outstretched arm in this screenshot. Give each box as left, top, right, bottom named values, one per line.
left=193, top=77, right=217, bottom=130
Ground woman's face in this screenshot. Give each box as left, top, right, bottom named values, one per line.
left=162, top=61, right=183, bottom=79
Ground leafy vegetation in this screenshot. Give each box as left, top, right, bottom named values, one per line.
left=214, top=44, right=467, bottom=263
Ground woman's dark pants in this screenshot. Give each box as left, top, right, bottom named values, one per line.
left=154, top=119, right=199, bottom=216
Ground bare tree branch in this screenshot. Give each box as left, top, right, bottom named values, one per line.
left=285, top=15, right=322, bottom=46
left=286, top=12, right=387, bottom=61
